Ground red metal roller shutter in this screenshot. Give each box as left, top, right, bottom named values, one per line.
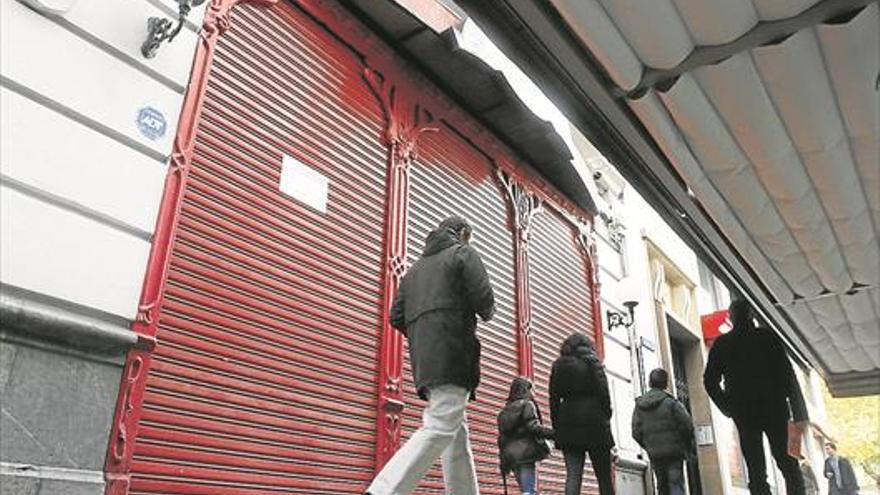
left=403, top=124, right=518, bottom=494
left=529, top=209, right=598, bottom=494
left=128, top=3, right=386, bottom=494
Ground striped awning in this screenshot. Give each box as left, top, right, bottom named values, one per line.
left=457, top=0, right=880, bottom=395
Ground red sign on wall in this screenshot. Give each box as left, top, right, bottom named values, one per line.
left=701, top=309, right=731, bottom=348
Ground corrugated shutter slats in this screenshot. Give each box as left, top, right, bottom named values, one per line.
left=530, top=210, right=598, bottom=494
left=129, top=3, right=385, bottom=494
left=403, top=126, right=518, bottom=494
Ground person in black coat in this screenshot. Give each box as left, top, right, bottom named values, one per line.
left=703, top=299, right=808, bottom=495
left=824, top=443, right=859, bottom=495
left=550, top=333, right=615, bottom=495
left=365, top=216, right=495, bottom=495
left=498, top=377, right=555, bottom=495
left=632, top=368, right=694, bottom=495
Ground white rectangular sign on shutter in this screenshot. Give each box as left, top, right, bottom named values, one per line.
left=279, top=154, right=329, bottom=213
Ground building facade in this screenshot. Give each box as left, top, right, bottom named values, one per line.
left=1, top=0, right=205, bottom=492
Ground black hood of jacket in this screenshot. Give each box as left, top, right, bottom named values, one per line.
left=636, top=388, right=671, bottom=411
left=423, top=216, right=471, bottom=256
left=388, top=215, right=494, bottom=400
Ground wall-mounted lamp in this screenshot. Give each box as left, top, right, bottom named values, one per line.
left=142, top=0, right=205, bottom=59
left=607, top=300, right=638, bottom=330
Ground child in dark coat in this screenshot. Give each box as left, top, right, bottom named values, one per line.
left=498, top=377, right=554, bottom=495
left=632, top=368, right=695, bottom=495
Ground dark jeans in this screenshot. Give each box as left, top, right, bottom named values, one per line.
left=651, top=459, right=685, bottom=495
left=735, top=416, right=805, bottom=495
left=563, top=448, right=614, bottom=495
left=515, top=463, right=537, bottom=495
left=651, top=458, right=685, bottom=495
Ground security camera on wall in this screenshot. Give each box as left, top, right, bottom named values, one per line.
left=593, top=170, right=611, bottom=198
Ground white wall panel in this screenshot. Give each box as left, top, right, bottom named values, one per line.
left=1, top=0, right=183, bottom=157
left=0, top=185, right=151, bottom=319
left=1, top=88, right=166, bottom=233
left=64, top=0, right=200, bottom=86
left=596, top=235, right=624, bottom=280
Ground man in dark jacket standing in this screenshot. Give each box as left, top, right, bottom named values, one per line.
left=824, top=443, right=859, bottom=495
left=704, top=299, right=808, bottom=495
left=365, top=216, right=495, bottom=495
left=632, top=368, right=694, bottom=495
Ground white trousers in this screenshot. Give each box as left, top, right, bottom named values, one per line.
left=367, top=384, right=480, bottom=495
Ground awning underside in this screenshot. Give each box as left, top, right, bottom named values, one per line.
left=342, top=0, right=598, bottom=215
left=550, top=0, right=879, bottom=377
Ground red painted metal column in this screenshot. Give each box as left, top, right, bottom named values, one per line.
left=364, top=68, right=437, bottom=469
left=576, top=226, right=605, bottom=359
left=102, top=1, right=276, bottom=493
left=498, top=170, right=542, bottom=379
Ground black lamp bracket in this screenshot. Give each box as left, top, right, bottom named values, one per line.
left=607, top=301, right=638, bottom=330
left=142, top=1, right=203, bottom=58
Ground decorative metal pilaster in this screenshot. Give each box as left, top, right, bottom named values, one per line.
left=575, top=225, right=605, bottom=359
left=364, top=67, right=437, bottom=469
left=498, top=170, right=542, bottom=378
left=102, top=2, right=276, bottom=494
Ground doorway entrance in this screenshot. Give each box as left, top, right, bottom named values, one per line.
left=669, top=316, right=704, bottom=495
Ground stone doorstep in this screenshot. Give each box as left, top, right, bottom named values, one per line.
left=0, top=462, right=104, bottom=495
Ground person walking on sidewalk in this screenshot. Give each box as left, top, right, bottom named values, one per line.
left=631, top=368, right=695, bottom=495
left=497, top=377, right=555, bottom=495
left=364, top=215, right=495, bottom=495
left=550, top=333, right=616, bottom=495
left=704, top=299, right=808, bottom=495
left=824, top=443, right=859, bottom=495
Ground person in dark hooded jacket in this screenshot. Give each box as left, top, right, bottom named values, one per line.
left=632, top=368, right=694, bottom=495
left=550, top=333, right=615, bottom=495
left=365, top=216, right=495, bottom=495
left=498, top=377, right=554, bottom=495
left=390, top=215, right=495, bottom=400
left=703, top=298, right=807, bottom=495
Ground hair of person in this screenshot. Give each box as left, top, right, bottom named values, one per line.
left=729, top=298, right=752, bottom=325
left=648, top=368, right=669, bottom=389
left=826, top=442, right=837, bottom=451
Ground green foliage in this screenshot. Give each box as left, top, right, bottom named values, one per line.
left=822, top=384, right=880, bottom=486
